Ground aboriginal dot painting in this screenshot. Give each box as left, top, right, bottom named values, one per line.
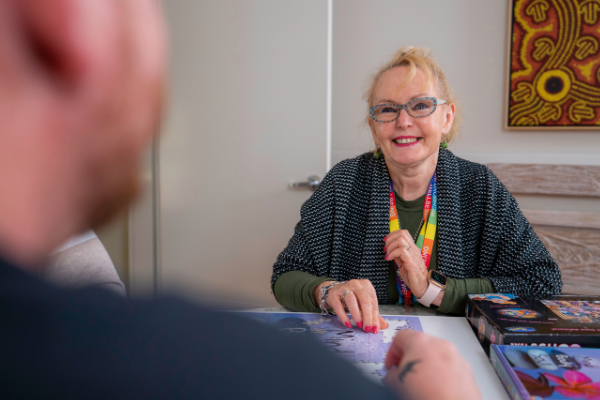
left=508, top=0, right=600, bottom=128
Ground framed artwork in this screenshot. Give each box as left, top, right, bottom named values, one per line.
left=506, top=0, right=600, bottom=129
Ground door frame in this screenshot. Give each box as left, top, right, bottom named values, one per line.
left=128, top=138, right=161, bottom=297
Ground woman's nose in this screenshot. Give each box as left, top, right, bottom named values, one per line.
left=396, top=108, right=413, bottom=129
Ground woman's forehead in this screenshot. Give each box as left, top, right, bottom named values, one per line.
left=374, top=67, right=437, bottom=103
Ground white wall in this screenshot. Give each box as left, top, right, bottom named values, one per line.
left=331, top=0, right=600, bottom=167
left=158, top=0, right=327, bottom=306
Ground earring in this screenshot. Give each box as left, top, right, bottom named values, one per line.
left=373, top=145, right=382, bottom=159
left=441, top=134, right=448, bottom=149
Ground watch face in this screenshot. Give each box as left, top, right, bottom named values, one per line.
left=430, top=270, right=447, bottom=286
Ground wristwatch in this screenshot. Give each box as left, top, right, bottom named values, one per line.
left=417, top=270, right=448, bottom=308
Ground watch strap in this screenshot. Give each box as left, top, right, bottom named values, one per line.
left=417, top=282, right=443, bottom=308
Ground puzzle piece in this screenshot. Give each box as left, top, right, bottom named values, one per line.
left=382, top=318, right=417, bottom=344
left=304, top=318, right=328, bottom=326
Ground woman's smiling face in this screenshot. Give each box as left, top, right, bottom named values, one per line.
left=369, top=66, right=454, bottom=170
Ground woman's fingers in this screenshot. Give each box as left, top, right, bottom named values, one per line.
left=326, top=279, right=385, bottom=334
left=387, top=236, right=416, bottom=264
left=391, top=237, right=424, bottom=273
left=387, top=235, right=429, bottom=298
left=341, top=290, right=363, bottom=328
left=383, top=230, right=406, bottom=254
left=363, top=279, right=382, bottom=334
left=354, top=279, right=385, bottom=334
left=353, top=287, right=373, bottom=332
left=379, top=316, right=389, bottom=329
left=384, top=230, right=414, bottom=259
left=327, top=292, right=352, bottom=328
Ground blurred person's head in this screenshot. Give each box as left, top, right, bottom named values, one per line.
left=0, top=0, right=166, bottom=267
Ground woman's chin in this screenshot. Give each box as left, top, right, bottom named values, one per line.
left=388, top=146, right=438, bottom=168
left=389, top=152, right=427, bottom=167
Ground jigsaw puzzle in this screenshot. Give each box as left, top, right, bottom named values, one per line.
left=540, top=300, right=600, bottom=324
left=238, top=312, right=423, bottom=383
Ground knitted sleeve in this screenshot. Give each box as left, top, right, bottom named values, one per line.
left=271, top=219, right=322, bottom=289
left=484, top=172, right=562, bottom=296
left=270, top=165, right=338, bottom=290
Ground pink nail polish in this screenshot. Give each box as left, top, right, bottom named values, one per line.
left=345, top=321, right=351, bottom=328
left=357, top=321, right=363, bottom=329
left=384, top=255, right=388, bottom=260
left=365, top=326, right=372, bottom=333
left=383, top=246, right=387, bottom=251
left=383, top=236, right=388, bottom=241
left=373, top=326, right=379, bottom=334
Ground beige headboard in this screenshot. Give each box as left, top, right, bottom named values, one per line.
left=487, top=164, right=600, bottom=295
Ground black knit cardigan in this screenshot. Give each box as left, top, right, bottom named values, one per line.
left=271, top=148, right=562, bottom=304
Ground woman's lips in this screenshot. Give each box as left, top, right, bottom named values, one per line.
left=392, top=137, right=421, bottom=147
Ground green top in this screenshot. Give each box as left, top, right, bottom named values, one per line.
left=273, top=193, right=494, bottom=315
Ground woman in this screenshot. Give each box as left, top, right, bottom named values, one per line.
left=271, top=47, right=561, bottom=333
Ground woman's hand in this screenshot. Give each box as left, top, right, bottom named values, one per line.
left=383, top=230, right=429, bottom=299
left=313, top=279, right=389, bottom=333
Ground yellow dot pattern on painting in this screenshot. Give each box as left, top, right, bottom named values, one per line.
left=535, top=69, right=572, bottom=102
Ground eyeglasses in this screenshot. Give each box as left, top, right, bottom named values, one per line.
left=369, top=97, right=447, bottom=122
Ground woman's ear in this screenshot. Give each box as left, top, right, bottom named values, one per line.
left=369, top=119, right=378, bottom=143
left=444, top=103, right=455, bottom=132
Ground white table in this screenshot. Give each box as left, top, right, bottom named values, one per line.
left=417, top=315, right=508, bottom=400
left=250, top=305, right=509, bottom=400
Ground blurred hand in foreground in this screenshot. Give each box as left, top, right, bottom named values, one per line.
left=384, top=330, right=482, bottom=400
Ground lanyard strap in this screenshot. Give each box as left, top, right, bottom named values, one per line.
left=389, top=172, right=438, bottom=305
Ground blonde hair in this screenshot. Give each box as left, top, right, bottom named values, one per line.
left=363, top=46, right=462, bottom=143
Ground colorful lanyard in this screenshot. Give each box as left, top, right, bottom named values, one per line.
left=388, top=172, right=438, bottom=305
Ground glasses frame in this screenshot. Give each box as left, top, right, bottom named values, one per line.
left=369, top=97, right=447, bottom=123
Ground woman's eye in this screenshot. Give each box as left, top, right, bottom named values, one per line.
left=412, top=102, right=430, bottom=110
left=381, top=106, right=398, bottom=113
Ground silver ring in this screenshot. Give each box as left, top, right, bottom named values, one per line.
left=405, top=245, right=411, bottom=251
left=341, top=290, right=353, bottom=304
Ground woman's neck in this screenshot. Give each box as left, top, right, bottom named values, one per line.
left=387, top=153, right=438, bottom=201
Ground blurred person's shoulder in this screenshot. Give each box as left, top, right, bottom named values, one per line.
left=0, top=256, right=397, bottom=400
